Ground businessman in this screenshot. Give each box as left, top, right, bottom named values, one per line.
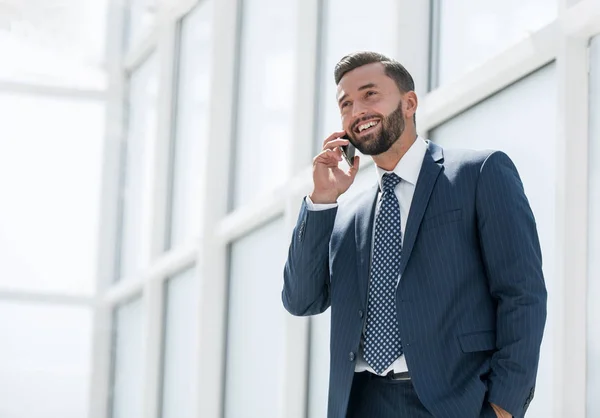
left=282, top=51, right=547, bottom=418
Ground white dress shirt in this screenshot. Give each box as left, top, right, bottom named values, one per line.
left=306, top=136, right=428, bottom=375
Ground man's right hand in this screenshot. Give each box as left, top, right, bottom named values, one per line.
left=309, top=131, right=360, bottom=204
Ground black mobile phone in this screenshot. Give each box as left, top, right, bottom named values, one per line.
left=340, top=134, right=355, bottom=166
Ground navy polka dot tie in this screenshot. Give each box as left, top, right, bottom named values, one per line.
left=363, top=172, right=403, bottom=374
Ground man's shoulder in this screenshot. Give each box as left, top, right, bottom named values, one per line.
left=441, top=146, right=498, bottom=167
left=438, top=146, right=514, bottom=176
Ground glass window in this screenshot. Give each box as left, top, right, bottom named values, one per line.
left=587, top=35, right=600, bottom=418
left=0, top=302, right=92, bottom=418
left=432, top=0, right=557, bottom=87
left=0, top=0, right=108, bottom=90
left=111, top=297, right=145, bottom=418
left=160, top=267, right=199, bottom=418
left=430, top=64, right=557, bottom=417
left=0, top=94, right=105, bottom=295
left=224, top=218, right=287, bottom=418
left=166, top=0, right=213, bottom=249
left=314, top=0, right=399, bottom=153
left=231, top=0, right=297, bottom=209
left=118, top=54, right=159, bottom=281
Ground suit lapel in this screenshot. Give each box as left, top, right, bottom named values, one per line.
left=355, top=185, right=379, bottom=305
left=399, top=141, right=444, bottom=277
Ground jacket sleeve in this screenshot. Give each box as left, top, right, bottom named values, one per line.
left=282, top=198, right=337, bottom=316
left=476, top=151, right=547, bottom=418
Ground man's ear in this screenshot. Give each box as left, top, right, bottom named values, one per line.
left=403, top=91, right=418, bottom=120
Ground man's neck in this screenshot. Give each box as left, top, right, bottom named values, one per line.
left=372, top=132, right=418, bottom=172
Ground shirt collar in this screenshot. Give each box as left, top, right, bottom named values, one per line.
left=376, top=136, right=428, bottom=190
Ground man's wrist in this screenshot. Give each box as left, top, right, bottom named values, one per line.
left=309, top=191, right=338, bottom=204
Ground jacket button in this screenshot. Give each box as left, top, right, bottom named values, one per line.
left=358, top=310, right=364, bottom=318
left=349, top=352, right=355, bottom=362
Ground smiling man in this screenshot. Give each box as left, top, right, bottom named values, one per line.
left=282, top=51, right=547, bottom=418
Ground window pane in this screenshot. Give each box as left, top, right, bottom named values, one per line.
left=0, top=302, right=92, bottom=418
left=231, top=0, right=297, bottom=209
left=0, top=94, right=105, bottom=295
left=587, top=35, right=600, bottom=418
left=430, top=64, right=556, bottom=417
left=224, top=218, right=287, bottom=418
left=433, top=0, right=556, bottom=87
left=314, top=0, right=399, bottom=153
left=0, top=0, right=108, bottom=89
left=167, top=0, right=213, bottom=249
left=160, top=267, right=199, bottom=418
left=118, top=54, right=159, bottom=280
left=111, top=297, right=145, bottom=418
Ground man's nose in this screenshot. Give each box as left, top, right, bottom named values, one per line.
left=352, top=101, right=368, bottom=118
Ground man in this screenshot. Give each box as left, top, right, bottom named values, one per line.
left=282, top=51, right=547, bottom=418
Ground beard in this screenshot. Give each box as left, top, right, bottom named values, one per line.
left=348, top=101, right=406, bottom=156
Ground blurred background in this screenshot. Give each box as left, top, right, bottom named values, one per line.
left=0, top=0, right=599, bottom=417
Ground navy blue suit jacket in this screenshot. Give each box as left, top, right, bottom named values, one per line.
left=282, top=141, right=547, bottom=418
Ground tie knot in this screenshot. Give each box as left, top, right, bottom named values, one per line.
left=382, top=172, right=401, bottom=193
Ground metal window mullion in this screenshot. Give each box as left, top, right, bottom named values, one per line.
left=195, top=0, right=241, bottom=416
left=89, top=0, right=129, bottom=415
left=276, top=0, right=321, bottom=416
left=552, top=8, right=590, bottom=414
left=148, top=22, right=178, bottom=266
left=395, top=0, right=433, bottom=134
left=141, top=275, right=166, bottom=418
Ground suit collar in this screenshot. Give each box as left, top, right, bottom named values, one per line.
left=398, top=140, right=444, bottom=276
left=355, top=185, right=379, bottom=306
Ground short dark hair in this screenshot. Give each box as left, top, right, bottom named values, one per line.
left=334, top=51, right=416, bottom=123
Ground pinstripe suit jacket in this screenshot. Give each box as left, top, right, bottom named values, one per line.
left=282, top=141, right=547, bottom=418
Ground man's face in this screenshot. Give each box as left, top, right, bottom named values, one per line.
left=336, top=63, right=409, bottom=155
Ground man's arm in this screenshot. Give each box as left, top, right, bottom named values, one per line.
left=282, top=198, right=337, bottom=316
left=476, top=151, right=547, bottom=418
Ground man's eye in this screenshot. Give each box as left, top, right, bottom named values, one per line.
left=366, top=91, right=376, bottom=97
left=341, top=101, right=350, bottom=108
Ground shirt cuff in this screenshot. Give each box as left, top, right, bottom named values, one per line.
left=305, top=195, right=338, bottom=211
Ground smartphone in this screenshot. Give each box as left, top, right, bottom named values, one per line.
left=340, top=134, right=355, bottom=166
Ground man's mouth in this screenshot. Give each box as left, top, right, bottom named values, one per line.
left=354, top=119, right=381, bottom=136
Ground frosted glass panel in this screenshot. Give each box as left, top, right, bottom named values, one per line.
left=0, top=0, right=108, bottom=89
left=434, top=0, right=556, bottom=87
left=0, top=94, right=105, bottom=295
left=232, top=0, right=297, bottom=208
left=0, top=302, right=92, bottom=418
left=111, top=298, right=145, bottom=418
left=430, top=64, right=556, bottom=418
left=161, top=267, right=199, bottom=418
left=587, top=35, right=600, bottom=418
left=224, top=218, right=287, bottom=418
left=167, top=0, right=213, bottom=249
left=118, top=54, right=158, bottom=280
left=315, top=0, right=399, bottom=153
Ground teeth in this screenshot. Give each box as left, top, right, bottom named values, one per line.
left=358, top=121, right=379, bottom=132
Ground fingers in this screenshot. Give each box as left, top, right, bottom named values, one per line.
left=347, top=155, right=360, bottom=178
left=314, top=148, right=342, bottom=167
left=322, top=131, right=346, bottom=149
